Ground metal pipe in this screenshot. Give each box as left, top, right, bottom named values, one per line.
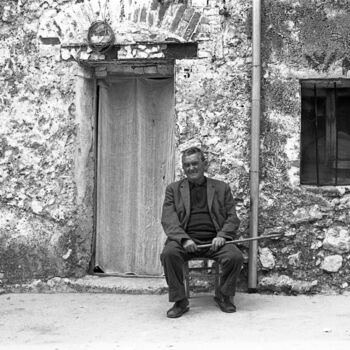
left=314, top=84, right=320, bottom=186
left=334, top=82, right=338, bottom=185
left=248, top=0, right=261, bottom=293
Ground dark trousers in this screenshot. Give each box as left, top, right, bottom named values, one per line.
left=160, top=240, right=244, bottom=302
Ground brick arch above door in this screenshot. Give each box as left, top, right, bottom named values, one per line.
left=38, top=0, right=204, bottom=47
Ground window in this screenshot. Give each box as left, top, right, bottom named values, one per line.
left=300, top=80, right=350, bottom=186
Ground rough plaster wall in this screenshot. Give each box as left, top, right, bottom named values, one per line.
left=257, top=0, right=350, bottom=294
left=174, top=0, right=350, bottom=294
left=0, top=0, right=94, bottom=283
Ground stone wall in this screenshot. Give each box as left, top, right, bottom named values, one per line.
left=1, top=0, right=350, bottom=294
left=257, top=0, right=350, bottom=294
left=0, top=0, right=94, bottom=283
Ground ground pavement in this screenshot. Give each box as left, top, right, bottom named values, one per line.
left=1, top=291, right=350, bottom=350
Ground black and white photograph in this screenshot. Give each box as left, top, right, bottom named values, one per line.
left=1, top=0, right=350, bottom=349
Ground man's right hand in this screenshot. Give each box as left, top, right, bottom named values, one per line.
left=182, top=239, right=198, bottom=253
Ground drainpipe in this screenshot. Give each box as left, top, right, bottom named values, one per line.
left=248, top=0, right=261, bottom=293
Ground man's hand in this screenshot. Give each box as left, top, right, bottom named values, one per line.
left=182, top=239, right=198, bottom=253
left=211, top=237, right=226, bottom=252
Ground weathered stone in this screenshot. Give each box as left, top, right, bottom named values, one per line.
left=37, top=9, right=59, bottom=39
left=259, top=247, right=275, bottom=270
left=284, top=228, right=297, bottom=237
left=323, top=227, right=350, bottom=254
left=192, top=0, right=208, bottom=7
left=292, top=205, right=325, bottom=224
left=1, top=4, right=16, bottom=22
left=31, top=200, right=43, bottom=214
left=310, top=240, right=323, bottom=250
left=263, top=226, right=284, bottom=235
left=259, top=274, right=318, bottom=294
left=338, top=194, right=350, bottom=209
left=288, top=251, right=301, bottom=267
left=320, top=255, right=343, bottom=273
left=61, top=48, right=71, bottom=60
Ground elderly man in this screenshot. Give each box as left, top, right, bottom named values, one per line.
left=160, top=147, right=243, bottom=318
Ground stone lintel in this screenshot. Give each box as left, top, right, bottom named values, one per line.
left=63, top=42, right=198, bottom=63
left=163, top=42, right=198, bottom=59
left=39, top=37, right=61, bottom=45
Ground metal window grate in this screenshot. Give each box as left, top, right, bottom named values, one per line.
left=300, top=80, right=350, bottom=186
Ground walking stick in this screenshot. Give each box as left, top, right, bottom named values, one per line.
left=196, top=233, right=283, bottom=249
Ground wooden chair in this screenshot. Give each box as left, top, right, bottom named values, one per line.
left=183, top=258, right=222, bottom=298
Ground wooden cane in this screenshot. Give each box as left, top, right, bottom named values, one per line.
left=196, top=233, right=283, bottom=249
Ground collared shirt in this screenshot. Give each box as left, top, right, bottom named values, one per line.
left=186, top=177, right=217, bottom=244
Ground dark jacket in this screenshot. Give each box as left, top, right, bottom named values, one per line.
left=161, top=177, right=240, bottom=244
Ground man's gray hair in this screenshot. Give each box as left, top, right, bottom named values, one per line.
left=181, top=147, right=206, bottom=162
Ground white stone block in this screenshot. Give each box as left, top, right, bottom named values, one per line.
left=259, top=247, right=275, bottom=270
left=191, top=0, right=209, bottom=7
left=320, top=255, right=343, bottom=273
left=61, top=48, right=71, bottom=60
left=323, top=227, right=350, bottom=254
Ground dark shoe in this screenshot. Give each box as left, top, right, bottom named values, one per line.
left=214, top=295, right=236, bottom=313
left=166, top=298, right=189, bottom=318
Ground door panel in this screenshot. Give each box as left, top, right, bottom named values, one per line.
left=96, top=76, right=174, bottom=275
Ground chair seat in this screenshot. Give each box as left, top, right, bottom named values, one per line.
left=183, top=258, right=222, bottom=298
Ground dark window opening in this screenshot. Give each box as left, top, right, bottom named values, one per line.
left=300, top=80, right=350, bottom=186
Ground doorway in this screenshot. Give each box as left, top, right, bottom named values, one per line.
left=95, top=73, right=175, bottom=275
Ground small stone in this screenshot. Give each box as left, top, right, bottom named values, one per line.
left=78, top=51, right=90, bottom=60
left=293, top=205, right=324, bottom=224
left=284, top=228, right=296, bottom=237
left=47, top=277, right=61, bottom=287
left=150, top=46, right=160, bottom=53
left=264, top=227, right=284, bottom=235
left=30, top=280, right=43, bottom=288
left=259, top=274, right=317, bottom=294
left=259, top=247, right=275, bottom=270
left=149, top=52, right=164, bottom=58
left=31, top=200, right=43, bottom=214
left=288, top=252, right=301, bottom=267
left=61, top=48, right=71, bottom=60
left=311, top=241, right=323, bottom=250
left=320, top=255, right=343, bottom=273
left=198, top=50, right=211, bottom=58
left=281, top=246, right=292, bottom=254
left=323, top=227, right=350, bottom=254
left=135, top=51, right=149, bottom=59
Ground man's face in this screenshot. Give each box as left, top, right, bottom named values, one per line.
left=182, top=153, right=206, bottom=183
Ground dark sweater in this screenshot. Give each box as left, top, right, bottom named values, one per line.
left=186, top=178, right=217, bottom=244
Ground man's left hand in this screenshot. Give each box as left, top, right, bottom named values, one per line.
left=211, top=237, right=226, bottom=252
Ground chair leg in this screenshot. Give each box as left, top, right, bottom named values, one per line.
left=214, top=262, right=220, bottom=297
left=184, top=263, right=190, bottom=298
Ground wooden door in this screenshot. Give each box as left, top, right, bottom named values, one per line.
left=96, top=75, right=174, bottom=275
